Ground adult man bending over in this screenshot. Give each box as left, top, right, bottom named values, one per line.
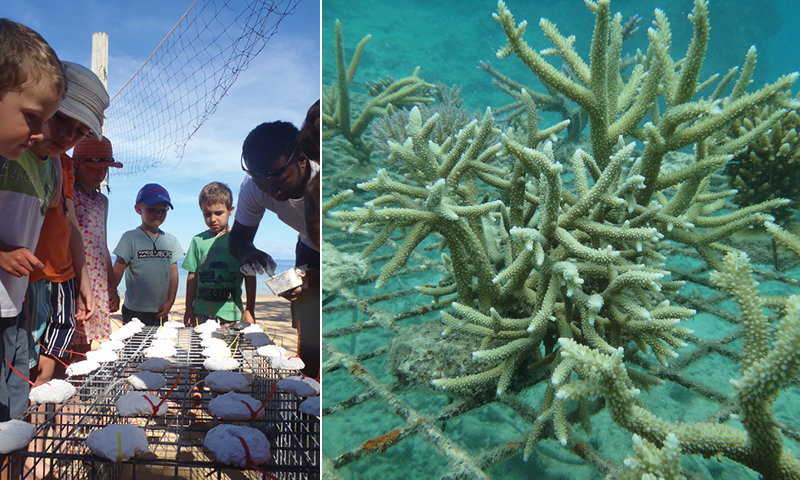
left=229, top=121, right=320, bottom=379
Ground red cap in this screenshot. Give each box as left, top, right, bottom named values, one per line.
left=72, top=136, right=123, bottom=168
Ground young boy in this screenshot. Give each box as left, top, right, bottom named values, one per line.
left=0, top=19, right=64, bottom=162
left=0, top=18, right=66, bottom=425
left=183, top=182, right=256, bottom=328
left=113, top=184, right=184, bottom=326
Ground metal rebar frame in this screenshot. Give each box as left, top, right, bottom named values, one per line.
left=321, top=223, right=800, bottom=479
left=2, top=325, right=319, bottom=480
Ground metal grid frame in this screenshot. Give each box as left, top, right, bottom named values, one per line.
left=2, top=325, right=319, bottom=480
left=321, top=221, right=800, bottom=479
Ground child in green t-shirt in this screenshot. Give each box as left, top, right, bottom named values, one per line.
left=183, top=182, right=255, bottom=327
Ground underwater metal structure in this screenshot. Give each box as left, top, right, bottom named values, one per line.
left=322, top=0, right=800, bottom=479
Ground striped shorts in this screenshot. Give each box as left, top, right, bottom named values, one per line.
left=26, top=278, right=76, bottom=364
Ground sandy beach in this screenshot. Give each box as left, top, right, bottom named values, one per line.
left=109, top=294, right=298, bottom=356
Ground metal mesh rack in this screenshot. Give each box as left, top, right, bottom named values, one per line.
left=2, top=325, right=319, bottom=480
left=321, top=145, right=800, bottom=479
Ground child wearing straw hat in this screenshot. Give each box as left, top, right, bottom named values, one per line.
left=72, top=135, right=123, bottom=353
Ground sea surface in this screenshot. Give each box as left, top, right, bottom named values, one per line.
left=321, top=0, right=800, bottom=479
left=114, top=257, right=295, bottom=298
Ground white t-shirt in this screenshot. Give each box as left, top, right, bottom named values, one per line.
left=113, top=228, right=184, bottom=313
left=235, top=160, right=319, bottom=251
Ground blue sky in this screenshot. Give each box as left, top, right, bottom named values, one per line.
left=3, top=0, right=320, bottom=262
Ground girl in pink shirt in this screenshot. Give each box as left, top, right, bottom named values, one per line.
left=72, top=136, right=123, bottom=349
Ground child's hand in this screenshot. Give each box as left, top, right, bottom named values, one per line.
left=243, top=309, right=255, bottom=325
left=76, top=277, right=96, bottom=321
left=109, top=290, right=120, bottom=312
left=183, top=307, right=197, bottom=327
left=0, top=245, right=44, bottom=277
left=157, top=301, right=174, bottom=319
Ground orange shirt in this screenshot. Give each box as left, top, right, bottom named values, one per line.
left=29, top=153, right=75, bottom=284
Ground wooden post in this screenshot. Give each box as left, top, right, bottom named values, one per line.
left=91, top=32, right=109, bottom=134
left=91, top=32, right=108, bottom=89
left=91, top=32, right=110, bottom=190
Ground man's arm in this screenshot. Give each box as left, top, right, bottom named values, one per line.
left=229, top=220, right=276, bottom=275
left=228, top=220, right=258, bottom=260
left=304, top=172, right=320, bottom=253
left=158, top=262, right=179, bottom=319
left=243, top=275, right=256, bottom=325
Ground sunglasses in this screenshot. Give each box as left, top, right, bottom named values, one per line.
left=241, top=144, right=299, bottom=179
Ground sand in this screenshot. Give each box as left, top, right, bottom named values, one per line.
left=108, top=295, right=298, bottom=356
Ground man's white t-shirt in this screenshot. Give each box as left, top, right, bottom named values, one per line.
left=235, top=160, right=319, bottom=252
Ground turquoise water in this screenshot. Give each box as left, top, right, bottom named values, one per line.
left=321, top=0, right=800, bottom=478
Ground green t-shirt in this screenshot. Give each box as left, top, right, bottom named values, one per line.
left=182, top=231, right=245, bottom=321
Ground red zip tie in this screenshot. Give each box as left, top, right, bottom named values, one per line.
left=35, top=338, right=69, bottom=369
left=142, top=394, right=159, bottom=416
left=251, top=380, right=278, bottom=420
left=239, top=400, right=257, bottom=419
left=4, top=358, right=34, bottom=386
left=235, top=435, right=279, bottom=480
left=151, top=372, right=182, bottom=419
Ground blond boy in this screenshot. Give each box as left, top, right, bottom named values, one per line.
left=0, top=18, right=66, bottom=424
left=0, top=19, right=64, bottom=162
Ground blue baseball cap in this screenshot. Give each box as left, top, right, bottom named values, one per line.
left=136, top=183, right=174, bottom=209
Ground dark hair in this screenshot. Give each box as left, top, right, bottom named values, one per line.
left=0, top=18, right=66, bottom=99
left=242, top=121, right=299, bottom=172
left=199, top=181, right=233, bottom=209
left=298, top=100, right=320, bottom=163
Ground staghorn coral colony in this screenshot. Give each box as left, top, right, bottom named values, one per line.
left=324, top=0, right=800, bottom=478
left=725, top=95, right=800, bottom=225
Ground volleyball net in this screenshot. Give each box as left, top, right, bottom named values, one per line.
left=105, top=0, right=300, bottom=175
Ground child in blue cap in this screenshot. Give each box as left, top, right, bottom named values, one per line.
left=112, top=183, right=184, bottom=326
